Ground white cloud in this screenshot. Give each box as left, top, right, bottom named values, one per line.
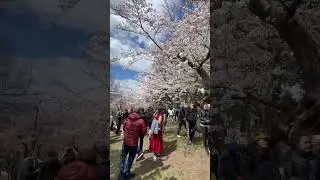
left=110, top=33, right=152, bottom=72
left=113, top=79, right=141, bottom=93
left=110, top=14, right=126, bottom=31
left=110, top=36, right=151, bottom=72
left=110, top=37, right=130, bottom=58
left=118, top=57, right=152, bottom=72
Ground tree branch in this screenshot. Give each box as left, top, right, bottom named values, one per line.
left=199, top=50, right=210, bottom=67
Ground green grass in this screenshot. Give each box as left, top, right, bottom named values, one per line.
left=110, top=121, right=210, bottom=180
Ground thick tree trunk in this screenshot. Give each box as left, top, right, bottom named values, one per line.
left=276, top=15, right=320, bottom=93
left=249, top=0, right=320, bottom=93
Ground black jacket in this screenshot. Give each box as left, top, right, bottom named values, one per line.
left=200, top=109, right=211, bottom=127
left=123, top=111, right=129, bottom=120
left=186, top=108, right=197, bottom=123
left=145, top=112, right=153, bottom=127
left=177, top=107, right=186, bottom=120
left=139, top=112, right=148, bottom=125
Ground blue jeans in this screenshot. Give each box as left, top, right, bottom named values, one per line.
left=137, top=136, right=144, bottom=154
left=211, top=153, right=219, bottom=178
left=119, top=144, right=137, bottom=175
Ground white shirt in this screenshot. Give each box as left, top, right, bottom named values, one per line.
left=168, top=109, right=174, bottom=116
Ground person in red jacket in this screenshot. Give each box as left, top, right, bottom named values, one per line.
left=119, top=110, right=147, bottom=179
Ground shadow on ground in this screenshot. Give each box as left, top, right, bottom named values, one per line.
left=134, top=158, right=166, bottom=176
left=162, top=140, right=177, bottom=157
left=140, top=167, right=178, bottom=180
left=134, top=139, right=177, bottom=178
left=192, top=136, right=203, bottom=148
left=135, top=163, right=178, bottom=180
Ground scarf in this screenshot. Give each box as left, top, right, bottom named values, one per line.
left=150, top=118, right=159, bottom=135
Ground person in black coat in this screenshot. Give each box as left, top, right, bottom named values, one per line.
left=115, top=107, right=123, bottom=135
left=185, top=103, right=198, bottom=144
left=199, top=104, right=211, bottom=154
left=136, top=108, right=147, bottom=160
left=177, top=105, right=187, bottom=137
left=123, top=109, right=129, bottom=120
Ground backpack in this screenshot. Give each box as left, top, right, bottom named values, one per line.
left=178, top=108, right=185, bottom=119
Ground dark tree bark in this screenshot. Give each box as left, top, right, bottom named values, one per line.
left=210, top=0, right=320, bottom=152
left=248, top=0, right=320, bottom=159
left=248, top=0, right=320, bottom=93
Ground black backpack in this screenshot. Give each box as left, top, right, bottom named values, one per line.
left=178, top=108, right=185, bottom=119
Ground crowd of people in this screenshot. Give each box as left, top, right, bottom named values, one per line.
left=111, top=103, right=320, bottom=180
left=2, top=143, right=109, bottom=180
left=110, top=102, right=212, bottom=180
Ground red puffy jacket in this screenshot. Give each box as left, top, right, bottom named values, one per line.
left=123, top=113, right=147, bottom=147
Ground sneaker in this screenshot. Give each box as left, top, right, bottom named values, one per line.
left=136, top=152, right=144, bottom=160
left=205, top=148, right=210, bottom=156
left=177, top=135, right=181, bottom=138
left=152, top=155, right=157, bottom=161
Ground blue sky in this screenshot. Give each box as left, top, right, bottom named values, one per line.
left=1, top=7, right=136, bottom=81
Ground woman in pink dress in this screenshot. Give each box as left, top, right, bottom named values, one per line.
left=149, top=109, right=164, bottom=161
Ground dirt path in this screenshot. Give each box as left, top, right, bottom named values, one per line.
left=110, top=122, right=210, bottom=180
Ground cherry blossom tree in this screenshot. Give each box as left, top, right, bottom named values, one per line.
left=110, top=79, right=151, bottom=110
left=111, top=0, right=210, bottom=105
